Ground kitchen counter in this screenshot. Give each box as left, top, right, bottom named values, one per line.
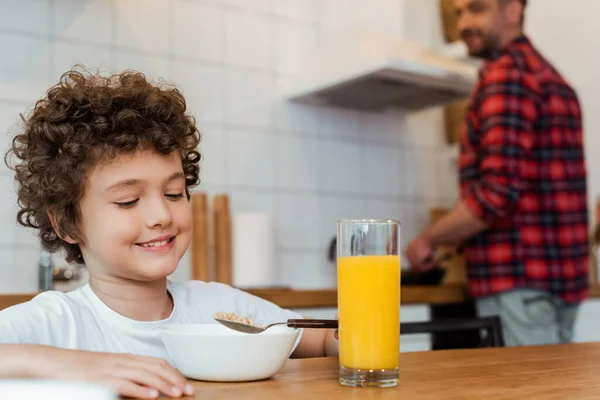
left=0, top=285, right=467, bottom=311
left=127, top=342, right=600, bottom=399
left=2, top=285, right=600, bottom=311
left=247, top=284, right=466, bottom=308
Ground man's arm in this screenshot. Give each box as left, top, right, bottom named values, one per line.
left=406, top=66, right=540, bottom=268
left=424, top=200, right=488, bottom=247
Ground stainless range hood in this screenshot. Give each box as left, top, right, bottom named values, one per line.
left=287, top=30, right=479, bottom=112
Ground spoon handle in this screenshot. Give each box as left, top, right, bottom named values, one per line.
left=287, top=319, right=338, bottom=329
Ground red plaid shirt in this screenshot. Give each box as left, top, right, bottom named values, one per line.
left=460, top=36, right=589, bottom=304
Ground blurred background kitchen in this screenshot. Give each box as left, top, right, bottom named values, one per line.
left=1, top=0, right=599, bottom=350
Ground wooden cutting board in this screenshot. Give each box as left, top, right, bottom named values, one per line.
left=191, top=192, right=210, bottom=281
left=213, top=194, right=232, bottom=285
left=440, top=0, right=460, bottom=43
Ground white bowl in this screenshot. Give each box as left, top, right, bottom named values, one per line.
left=0, top=380, right=116, bottom=400
left=159, top=324, right=301, bottom=382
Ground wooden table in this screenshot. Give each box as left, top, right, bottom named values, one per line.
left=174, top=343, right=600, bottom=399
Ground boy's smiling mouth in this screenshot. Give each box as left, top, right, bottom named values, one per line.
left=136, top=235, right=176, bottom=249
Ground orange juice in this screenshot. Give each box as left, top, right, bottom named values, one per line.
left=338, top=255, right=400, bottom=370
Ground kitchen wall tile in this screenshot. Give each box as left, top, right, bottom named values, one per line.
left=403, top=196, right=432, bottom=242
left=350, top=0, right=404, bottom=35
left=401, top=146, right=423, bottom=198
left=319, top=195, right=364, bottom=251
left=0, top=0, right=457, bottom=291
left=219, top=0, right=270, bottom=13
left=224, top=68, right=275, bottom=129
left=319, top=0, right=403, bottom=37
left=273, top=135, right=320, bottom=191
left=274, top=77, right=320, bottom=135
left=318, top=139, right=363, bottom=194
left=114, top=51, right=170, bottom=81
left=0, top=0, right=50, bottom=35
left=0, top=104, right=25, bottom=169
left=275, top=193, right=320, bottom=249
left=277, top=251, right=334, bottom=289
left=319, top=106, right=361, bottom=140
left=114, top=0, right=170, bottom=54
left=358, top=109, right=406, bottom=145
left=401, top=0, right=444, bottom=48
left=15, top=225, right=40, bottom=246
left=174, top=1, right=223, bottom=63
left=171, top=60, right=223, bottom=123
left=198, top=126, right=227, bottom=186
left=415, top=150, right=439, bottom=200
left=0, top=34, right=52, bottom=102
left=437, top=151, right=459, bottom=202
left=365, top=198, right=402, bottom=221
left=228, top=129, right=276, bottom=188
left=397, top=199, right=414, bottom=268
left=53, top=0, right=112, bottom=45
left=364, top=197, right=404, bottom=263
left=317, top=0, right=356, bottom=36
left=11, top=244, right=42, bottom=292
left=52, top=42, right=112, bottom=79
left=0, top=247, right=15, bottom=292
left=403, top=108, right=445, bottom=149
left=224, top=10, right=271, bottom=70
left=0, top=174, right=16, bottom=245
left=229, top=188, right=276, bottom=215
left=365, top=142, right=402, bottom=196
left=0, top=244, right=41, bottom=293
left=272, top=0, right=319, bottom=23
left=400, top=199, right=421, bottom=268
left=273, top=20, right=318, bottom=75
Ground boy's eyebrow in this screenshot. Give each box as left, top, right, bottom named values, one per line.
left=105, top=172, right=185, bottom=191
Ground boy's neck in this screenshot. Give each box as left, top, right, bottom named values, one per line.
left=88, top=276, right=174, bottom=322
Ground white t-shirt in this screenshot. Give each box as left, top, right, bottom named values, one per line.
left=0, top=281, right=303, bottom=363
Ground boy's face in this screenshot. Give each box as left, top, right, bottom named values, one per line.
left=77, top=149, right=192, bottom=282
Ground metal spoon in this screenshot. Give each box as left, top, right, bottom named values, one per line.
left=214, top=317, right=338, bottom=334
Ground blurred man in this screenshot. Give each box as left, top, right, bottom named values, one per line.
left=406, top=0, right=589, bottom=346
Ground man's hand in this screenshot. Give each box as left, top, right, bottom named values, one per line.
left=405, top=233, right=435, bottom=271
left=22, top=345, right=194, bottom=399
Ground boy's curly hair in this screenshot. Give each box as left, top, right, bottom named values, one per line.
left=6, top=66, right=201, bottom=265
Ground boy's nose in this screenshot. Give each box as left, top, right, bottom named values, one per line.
left=145, top=200, right=173, bottom=228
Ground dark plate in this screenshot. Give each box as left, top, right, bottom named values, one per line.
left=401, top=267, right=446, bottom=286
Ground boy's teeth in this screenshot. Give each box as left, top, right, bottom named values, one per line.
left=142, top=239, right=169, bottom=248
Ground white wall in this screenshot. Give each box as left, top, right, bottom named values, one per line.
left=0, top=0, right=459, bottom=292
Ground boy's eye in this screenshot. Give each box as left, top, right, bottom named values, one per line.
left=115, top=199, right=139, bottom=208
left=165, top=193, right=185, bottom=200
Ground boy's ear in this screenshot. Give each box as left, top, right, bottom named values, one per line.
left=47, top=209, right=78, bottom=244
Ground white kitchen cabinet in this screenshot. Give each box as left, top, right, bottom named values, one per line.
left=574, top=299, right=600, bottom=343
left=292, top=305, right=432, bottom=353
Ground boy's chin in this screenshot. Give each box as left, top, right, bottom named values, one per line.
left=131, top=263, right=179, bottom=282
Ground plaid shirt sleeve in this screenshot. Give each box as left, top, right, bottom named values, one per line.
left=464, top=67, right=541, bottom=225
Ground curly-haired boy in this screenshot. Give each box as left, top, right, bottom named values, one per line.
left=0, top=67, right=338, bottom=399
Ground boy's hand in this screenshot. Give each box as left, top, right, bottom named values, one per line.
left=29, top=346, right=194, bottom=399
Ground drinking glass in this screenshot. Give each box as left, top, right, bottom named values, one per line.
left=337, top=219, right=401, bottom=388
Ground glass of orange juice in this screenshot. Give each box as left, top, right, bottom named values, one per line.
left=337, top=219, right=400, bottom=388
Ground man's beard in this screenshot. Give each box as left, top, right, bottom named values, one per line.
left=461, top=29, right=502, bottom=59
